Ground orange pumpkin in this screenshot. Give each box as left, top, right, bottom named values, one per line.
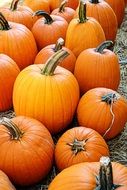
left=65, top=1, right=105, bottom=57
left=77, top=87, right=127, bottom=140
left=23, top=0, right=50, bottom=13
left=75, top=0, right=118, bottom=41
left=55, top=126, right=109, bottom=171
left=32, top=11, right=68, bottom=50
left=49, top=0, right=79, bottom=11
left=105, top=0, right=125, bottom=27
left=51, top=0, right=76, bottom=23
left=34, top=38, right=76, bottom=72
left=13, top=50, right=80, bottom=134
left=0, top=54, right=20, bottom=112
left=66, top=0, right=79, bottom=10
left=0, top=116, right=54, bottom=186
left=0, top=13, right=37, bottom=70
left=74, top=41, right=120, bottom=94
left=0, top=0, right=36, bottom=30
left=0, top=170, right=16, bottom=190
left=48, top=156, right=127, bottom=190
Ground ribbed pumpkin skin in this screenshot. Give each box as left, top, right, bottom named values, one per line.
left=0, top=116, right=54, bottom=186
left=0, top=54, right=20, bottom=112
left=74, top=48, right=120, bottom=93
left=75, top=0, right=118, bottom=41
left=34, top=44, right=76, bottom=72
left=55, top=127, right=109, bottom=171
left=105, top=0, right=125, bottom=27
left=77, top=88, right=127, bottom=140
left=0, top=5, right=36, bottom=30
left=65, top=17, right=105, bottom=57
left=32, top=15, right=68, bottom=50
left=48, top=161, right=127, bottom=190
left=13, top=64, right=80, bottom=134
left=23, top=0, right=50, bottom=12
left=0, top=170, right=16, bottom=190
left=0, top=22, right=37, bottom=70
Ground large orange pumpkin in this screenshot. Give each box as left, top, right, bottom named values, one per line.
left=0, top=0, right=36, bottom=30
left=0, top=170, right=16, bottom=190
left=48, top=156, right=127, bottom=190
left=0, top=13, right=37, bottom=70
left=74, top=41, right=120, bottom=94
left=0, top=54, right=20, bottom=112
left=13, top=49, right=80, bottom=134
left=32, top=11, right=68, bottom=50
left=0, top=116, right=54, bottom=186
left=34, top=38, right=76, bottom=72
left=65, top=1, right=105, bottom=57
left=55, top=127, right=109, bottom=171
left=77, top=87, right=127, bottom=140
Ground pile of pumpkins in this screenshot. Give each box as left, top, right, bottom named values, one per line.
left=0, top=0, right=127, bottom=189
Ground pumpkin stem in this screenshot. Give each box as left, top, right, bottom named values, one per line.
left=59, top=0, right=67, bottom=12
left=54, top=38, right=64, bottom=52
left=33, top=10, right=53, bottom=24
left=89, top=0, right=100, bottom=3
left=79, top=1, right=87, bottom=23
left=95, top=41, right=114, bottom=54
left=41, top=49, right=69, bottom=75
left=0, top=117, right=23, bottom=140
left=0, top=13, right=11, bottom=30
left=10, top=0, right=19, bottom=11
left=67, top=138, right=87, bottom=155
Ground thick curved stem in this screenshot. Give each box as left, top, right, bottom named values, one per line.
left=33, top=10, right=53, bottom=24
left=10, top=0, right=19, bottom=11
left=41, top=49, right=69, bottom=75
left=59, top=0, right=67, bottom=12
left=79, top=1, right=87, bottom=23
left=89, top=0, right=99, bottom=3
left=54, top=38, right=64, bottom=52
left=95, top=41, right=114, bottom=54
left=0, top=117, right=23, bottom=140
left=0, top=13, right=11, bottom=30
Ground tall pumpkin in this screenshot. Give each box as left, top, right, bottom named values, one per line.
left=0, top=13, right=37, bottom=70
left=74, top=41, right=120, bottom=94
left=77, top=87, right=127, bottom=140
left=65, top=1, right=105, bottom=57
left=13, top=49, right=80, bottom=134
left=0, top=116, right=54, bottom=186
left=0, top=54, right=20, bottom=112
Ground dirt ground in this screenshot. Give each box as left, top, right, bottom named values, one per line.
left=0, top=7, right=127, bottom=190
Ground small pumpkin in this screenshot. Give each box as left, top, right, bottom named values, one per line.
left=0, top=13, right=37, bottom=70
left=74, top=41, right=120, bottom=94
left=77, top=87, right=127, bottom=140
left=32, top=11, right=68, bottom=50
left=34, top=38, right=76, bottom=72
left=65, top=1, right=105, bottom=57
left=13, top=49, right=80, bottom=134
left=0, top=116, right=54, bottom=186
left=55, top=126, right=109, bottom=171
left=48, top=156, right=127, bottom=190
left=0, top=170, right=16, bottom=190
left=0, top=54, right=20, bottom=112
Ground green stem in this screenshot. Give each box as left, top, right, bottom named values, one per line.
left=0, top=117, right=23, bottom=140
left=95, top=41, right=114, bottom=54
left=79, top=1, right=87, bottom=23
left=10, top=0, right=19, bottom=11
left=101, top=93, right=117, bottom=104
left=89, top=0, right=99, bottom=3
left=41, top=49, right=69, bottom=75
left=0, top=13, right=11, bottom=30
left=54, top=38, right=64, bottom=52
left=33, top=11, right=53, bottom=24
left=59, top=0, right=67, bottom=12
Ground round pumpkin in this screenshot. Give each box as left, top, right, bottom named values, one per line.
left=0, top=170, right=16, bottom=190
left=0, top=54, right=20, bottom=112
left=65, top=1, right=105, bottom=57
left=34, top=38, right=76, bottom=72
left=0, top=116, right=54, bottom=186
left=0, top=13, right=37, bottom=70
left=13, top=49, right=80, bottom=134
left=48, top=156, right=127, bottom=190
left=74, top=41, right=120, bottom=94
left=55, top=126, right=109, bottom=171
left=32, top=11, right=68, bottom=50
left=77, top=87, right=127, bottom=140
